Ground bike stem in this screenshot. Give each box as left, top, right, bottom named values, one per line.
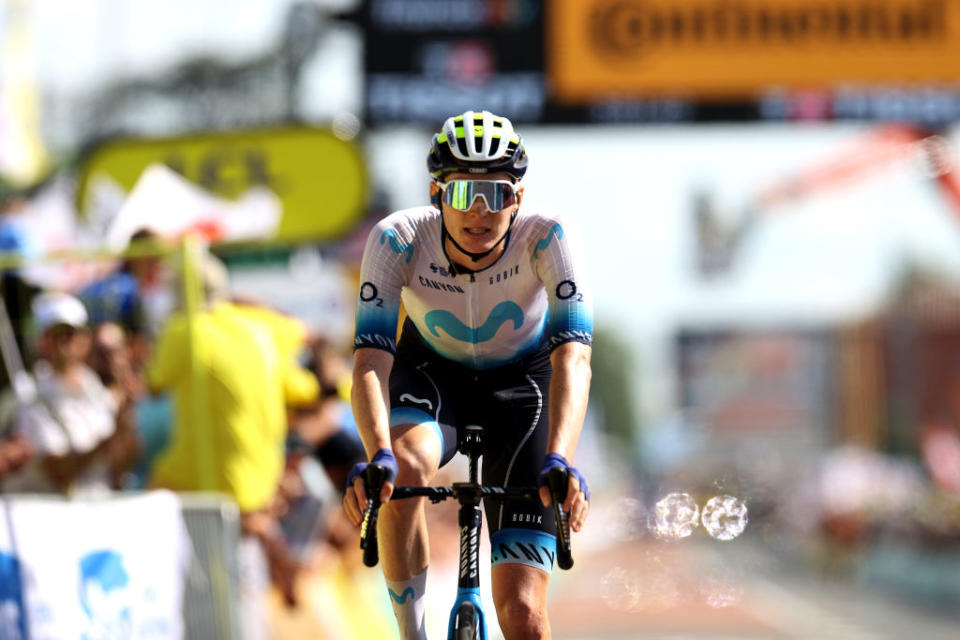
left=462, top=424, right=482, bottom=484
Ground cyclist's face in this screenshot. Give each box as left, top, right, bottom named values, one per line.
left=432, top=172, right=524, bottom=257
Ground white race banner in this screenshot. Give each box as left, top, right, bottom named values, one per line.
left=0, top=491, right=190, bottom=640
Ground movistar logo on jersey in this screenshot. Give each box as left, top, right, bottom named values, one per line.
left=533, top=224, right=563, bottom=259
left=424, top=301, right=524, bottom=343
left=380, top=229, right=414, bottom=263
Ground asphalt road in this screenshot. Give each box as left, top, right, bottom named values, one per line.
left=546, top=536, right=960, bottom=640
left=275, top=483, right=959, bottom=640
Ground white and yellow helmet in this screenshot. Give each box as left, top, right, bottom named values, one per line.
left=427, top=110, right=528, bottom=181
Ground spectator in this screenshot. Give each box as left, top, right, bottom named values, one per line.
left=6, top=293, right=137, bottom=496
left=0, top=187, right=41, bottom=385
left=292, top=337, right=363, bottom=491
left=0, top=432, right=33, bottom=484
left=920, top=420, right=960, bottom=494
left=78, top=228, right=174, bottom=370
left=275, top=337, right=364, bottom=567
left=146, top=254, right=300, bottom=636
left=229, top=298, right=319, bottom=412
left=0, top=190, right=38, bottom=482
left=0, top=387, right=33, bottom=485
left=88, top=322, right=142, bottom=402
left=87, top=321, right=152, bottom=489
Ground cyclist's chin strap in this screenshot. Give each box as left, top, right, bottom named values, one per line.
left=441, top=211, right=517, bottom=275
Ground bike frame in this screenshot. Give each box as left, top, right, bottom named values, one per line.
left=392, top=427, right=505, bottom=639
left=447, top=426, right=491, bottom=640
left=448, top=479, right=489, bottom=640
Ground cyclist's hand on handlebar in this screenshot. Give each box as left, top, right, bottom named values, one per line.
left=538, top=453, right=590, bottom=532
left=343, top=448, right=398, bottom=527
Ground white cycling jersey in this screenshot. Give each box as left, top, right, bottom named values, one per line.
left=354, top=205, right=593, bottom=370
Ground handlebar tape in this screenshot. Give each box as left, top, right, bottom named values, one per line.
left=359, top=464, right=390, bottom=567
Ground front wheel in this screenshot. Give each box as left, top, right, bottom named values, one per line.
left=454, top=601, right=478, bottom=640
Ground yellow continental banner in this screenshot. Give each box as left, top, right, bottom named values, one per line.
left=549, top=0, right=960, bottom=100
left=76, top=126, right=367, bottom=242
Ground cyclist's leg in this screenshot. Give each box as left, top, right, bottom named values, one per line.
left=491, top=564, right=550, bottom=640
left=383, top=357, right=460, bottom=640
left=481, top=359, right=556, bottom=639
left=380, top=422, right=442, bottom=581
left=380, top=422, right=440, bottom=640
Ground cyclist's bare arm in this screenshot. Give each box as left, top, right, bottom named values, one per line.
left=344, top=346, right=395, bottom=525
left=541, top=341, right=592, bottom=531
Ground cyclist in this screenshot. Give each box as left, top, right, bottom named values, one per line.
left=343, top=110, right=592, bottom=640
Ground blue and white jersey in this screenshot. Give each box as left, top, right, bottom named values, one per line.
left=354, top=205, right=593, bottom=370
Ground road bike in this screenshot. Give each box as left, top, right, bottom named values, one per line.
left=359, top=425, right=574, bottom=640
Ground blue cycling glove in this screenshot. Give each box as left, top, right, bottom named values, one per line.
left=538, top=453, right=590, bottom=502
left=346, top=448, right=399, bottom=491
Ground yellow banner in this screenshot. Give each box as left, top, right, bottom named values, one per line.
left=549, top=0, right=960, bottom=100
left=77, top=127, right=368, bottom=243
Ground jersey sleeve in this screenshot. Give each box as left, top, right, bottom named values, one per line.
left=353, top=215, right=415, bottom=354
left=531, top=214, right=594, bottom=351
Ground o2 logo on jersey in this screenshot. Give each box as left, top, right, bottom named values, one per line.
left=360, top=282, right=383, bottom=307
left=380, top=229, right=415, bottom=263
left=556, top=280, right=583, bottom=302
left=533, top=224, right=563, bottom=259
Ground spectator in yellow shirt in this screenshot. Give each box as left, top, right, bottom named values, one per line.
left=146, top=255, right=303, bottom=635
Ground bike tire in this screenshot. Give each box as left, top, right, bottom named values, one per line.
left=454, top=601, right=478, bottom=640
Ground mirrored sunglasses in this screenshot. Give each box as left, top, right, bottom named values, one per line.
left=438, top=179, right=517, bottom=212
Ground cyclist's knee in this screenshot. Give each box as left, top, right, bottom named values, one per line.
left=493, top=564, right=550, bottom=639
left=392, top=425, right=440, bottom=485
left=495, top=598, right=548, bottom=640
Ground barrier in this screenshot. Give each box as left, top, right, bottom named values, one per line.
left=179, top=493, right=243, bottom=640
left=0, top=490, right=244, bottom=640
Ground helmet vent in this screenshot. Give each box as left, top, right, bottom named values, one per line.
left=455, top=134, right=470, bottom=158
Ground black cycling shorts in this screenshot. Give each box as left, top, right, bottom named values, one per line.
left=388, top=320, right=558, bottom=573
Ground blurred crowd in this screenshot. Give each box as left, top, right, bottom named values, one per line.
left=0, top=211, right=369, bottom=636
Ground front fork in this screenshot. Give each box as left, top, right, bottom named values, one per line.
left=447, top=501, right=487, bottom=640
left=448, top=589, right=487, bottom=640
